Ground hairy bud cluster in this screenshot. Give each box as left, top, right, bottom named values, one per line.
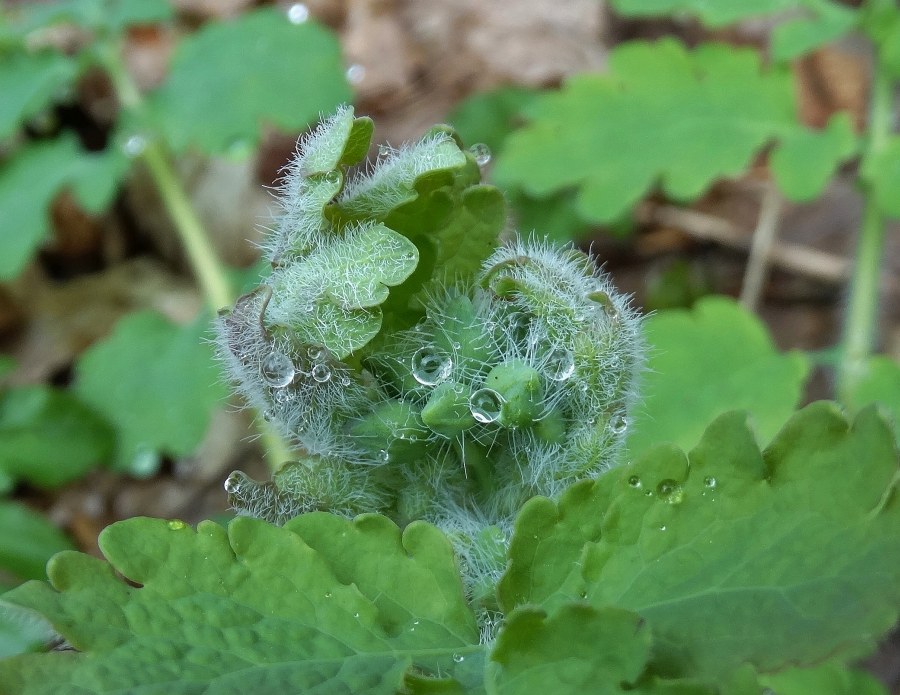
left=216, top=107, right=643, bottom=630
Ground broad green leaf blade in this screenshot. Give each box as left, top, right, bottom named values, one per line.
left=770, top=112, right=857, bottom=201
left=0, top=135, right=128, bottom=279
left=493, top=40, right=846, bottom=223
left=627, top=296, right=809, bottom=459
left=503, top=403, right=900, bottom=681
left=73, top=311, right=228, bottom=475
left=0, top=50, right=78, bottom=139
left=0, top=502, right=75, bottom=581
left=0, top=515, right=480, bottom=692
left=487, top=605, right=652, bottom=695
left=0, top=386, right=113, bottom=488
left=149, top=8, right=351, bottom=155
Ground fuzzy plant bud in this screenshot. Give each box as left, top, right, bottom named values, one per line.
left=215, top=106, right=644, bottom=634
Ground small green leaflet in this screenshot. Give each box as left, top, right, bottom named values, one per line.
left=0, top=501, right=75, bottom=582
left=0, top=50, right=78, bottom=140
left=493, top=40, right=857, bottom=224
left=73, top=310, right=228, bottom=475
left=148, top=8, right=351, bottom=155
left=627, top=296, right=809, bottom=459
left=501, top=402, right=900, bottom=681
left=0, top=386, right=113, bottom=489
left=0, top=134, right=128, bottom=279
left=0, top=514, right=479, bottom=693
left=2, top=0, right=172, bottom=36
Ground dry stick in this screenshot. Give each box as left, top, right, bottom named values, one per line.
left=637, top=203, right=851, bottom=285
left=740, top=183, right=783, bottom=311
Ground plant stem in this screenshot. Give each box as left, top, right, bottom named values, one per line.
left=99, top=40, right=293, bottom=470
left=838, top=58, right=892, bottom=401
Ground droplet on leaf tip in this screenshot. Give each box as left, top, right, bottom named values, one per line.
left=286, top=3, right=309, bottom=23
left=469, top=143, right=491, bottom=166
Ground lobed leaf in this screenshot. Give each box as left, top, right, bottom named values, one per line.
left=148, top=8, right=351, bottom=155
left=0, top=386, right=113, bottom=489
left=0, top=514, right=480, bottom=693
left=0, top=135, right=128, bottom=279
left=502, top=402, right=900, bottom=680
left=73, top=311, right=228, bottom=475
left=610, top=0, right=858, bottom=60
left=627, top=296, right=809, bottom=459
left=493, top=40, right=855, bottom=223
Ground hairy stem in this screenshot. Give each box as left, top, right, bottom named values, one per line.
left=838, top=57, right=891, bottom=401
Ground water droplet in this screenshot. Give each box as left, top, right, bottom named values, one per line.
left=610, top=414, right=628, bottom=434
left=586, top=290, right=620, bottom=322
left=378, top=449, right=390, bottom=462
left=411, top=346, right=452, bottom=386
left=579, top=381, right=589, bottom=393
left=263, top=409, right=274, bottom=422
left=286, top=2, right=309, bottom=23
left=307, top=346, right=324, bottom=360
left=124, top=134, right=146, bottom=157
left=627, top=475, right=641, bottom=488
left=224, top=471, right=246, bottom=494
left=704, top=476, right=717, bottom=489
left=659, top=525, right=667, bottom=531
left=546, top=348, right=575, bottom=381
left=324, top=170, right=341, bottom=186
left=354, top=612, right=360, bottom=619
left=346, top=63, right=366, bottom=85
left=341, top=376, right=351, bottom=386
left=469, top=388, right=503, bottom=424
left=167, top=520, right=186, bottom=530
left=469, top=143, right=491, bottom=166
left=452, top=341, right=462, bottom=350
left=311, top=363, right=331, bottom=383
left=657, top=479, right=684, bottom=504
left=324, top=591, right=332, bottom=599
left=452, top=653, right=465, bottom=663
left=260, top=351, right=295, bottom=388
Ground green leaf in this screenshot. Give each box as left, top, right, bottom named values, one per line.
left=0, top=134, right=128, bottom=279
left=502, top=403, right=900, bottom=680
left=270, top=222, right=420, bottom=359
left=611, top=0, right=857, bottom=58
left=73, top=311, right=228, bottom=475
left=0, top=501, right=75, bottom=581
left=0, top=596, right=54, bottom=660
left=843, top=355, right=900, bottom=425
left=861, top=136, right=900, bottom=218
left=487, top=605, right=652, bottom=694
left=493, top=40, right=850, bottom=223
left=0, top=515, right=480, bottom=692
left=0, top=49, right=78, bottom=139
left=2, top=0, right=172, bottom=36
left=0, top=386, right=113, bottom=488
left=627, top=296, right=809, bottom=459
left=770, top=3, right=859, bottom=62
left=770, top=112, right=857, bottom=201
left=149, top=8, right=351, bottom=155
